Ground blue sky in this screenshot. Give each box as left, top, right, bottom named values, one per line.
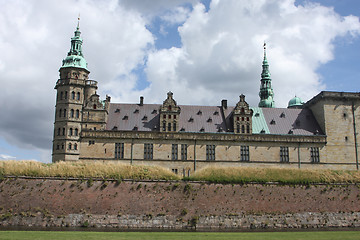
left=0, top=0, right=359, bottom=162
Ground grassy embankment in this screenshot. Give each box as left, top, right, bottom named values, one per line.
left=0, top=231, right=359, bottom=240
left=1, top=160, right=360, bottom=184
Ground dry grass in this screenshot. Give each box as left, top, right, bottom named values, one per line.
left=0, top=161, right=179, bottom=181
left=187, top=166, right=360, bottom=184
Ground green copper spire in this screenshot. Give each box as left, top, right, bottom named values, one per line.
left=258, top=43, right=275, bottom=108
left=60, top=18, right=88, bottom=71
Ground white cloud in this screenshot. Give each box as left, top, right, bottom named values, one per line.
left=0, top=154, right=16, bottom=160
left=143, top=0, right=360, bottom=107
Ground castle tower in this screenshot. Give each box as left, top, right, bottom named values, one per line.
left=233, top=94, right=253, bottom=134
left=160, top=92, right=181, bottom=132
left=52, top=20, right=91, bottom=162
left=258, top=43, right=275, bottom=108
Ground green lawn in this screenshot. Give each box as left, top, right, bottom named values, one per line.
left=0, top=231, right=359, bottom=240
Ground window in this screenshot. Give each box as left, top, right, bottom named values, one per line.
left=59, top=109, right=62, bottom=117
left=74, top=143, right=77, bottom=150
left=62, top=128, right=65, bottom=136
left=63, top=109, right=67, bottom=117
left=65, top=91, right=68, bottom=99
left=60, top=92, right=63, bottom=100
left=172, top=169, right=178, bottom=174
left=241, top=125, right=245, bottom=133
left=168, top=122, right=171, bottom=131
left=173, top=122, right=177, bottom=132
left=310, top=147, right=320, bottom=163
left=70, top=109, right=74, bottom=118
left=162, top=120, right=166, bottom=131
left=246, top=125, right=250, bottom=134
left=240, top=146, right=250, bottom=161
left=206, top=145, right=216, bottom=161
left=69, top=128, right=73, bottom=136
left=93, top=104, right=97, bottom=109
left=236, top=124, right=240, bottom=133
left=74, top=128, right=78, bottom=136
left=181, top=144, right=187, bottom=160
left=89, top=140, right=95, bottom=145
left=61, top=143, right=64, bottom=149
left=280, top=147, right=289, bottom=163
left=144, top=143, right=153, bottom=160
left=57, top=128, right=60, bottom=136
left=56, top=144, right=59, bottom=150
left=172, top=144, right=178, bottom=160
left=68, top=143, right=72, bottom=150
left=76, top=110, right=80, bottom=118
left=71, top=91, right=75, bottom=100
left=77, top=92, right=80, bottom=100
left=115, top=143, right=124, bottom=159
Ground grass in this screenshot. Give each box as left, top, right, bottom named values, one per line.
left=1, top=161, right=360, bottom=184
left=0, top=231, right=359, bottom=240
left=186, top=166, right=360, bottom=184
left=0, top=161, right=179, bottom=181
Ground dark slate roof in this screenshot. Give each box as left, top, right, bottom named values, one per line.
left=262, top=108, right=323, bottom=135
left=106, top=103, right=323, bottom=136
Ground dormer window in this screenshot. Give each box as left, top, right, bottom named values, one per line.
left=288, top=130, right=293, bottom=134
left=213, top=111, right=219, bottom=115
left=255, top=113, right=260, bottom=117
left=189, top=117, right=194, bottom=122
left=133, top=126, right=138, bottom=131
left=280, top=112, right=285, bottom=118
left=260, top=129, right=265, bottom=134
left=270, top=119, right=276, bottom=125
left=122, top=115, right=128, bottom=120
left=112, top=126, right=118, bottom=130
left=152, top=109, right=157, bottom=114
left=115, top=108, right=120, bottom=113
left=197, top=110, right=202, bottom=115
left=207, top=117, right=212, bottom=122
left=142, top=115, right=148, bottom=121
left=180, top=128, right=185, bottom=132
left=200, top=127, right=205, bottom=132
left=134, top=109, right=139, bottom=114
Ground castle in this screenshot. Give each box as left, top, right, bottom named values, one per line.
left=52, top=22, right=360, bottom=174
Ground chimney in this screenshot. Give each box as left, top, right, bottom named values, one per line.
left=140, top=96, right=144, bottom=106
left=221, top=99, right=227, bottom=109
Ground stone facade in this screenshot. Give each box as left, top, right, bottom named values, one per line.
left=52, top=24, right=360, bottom=173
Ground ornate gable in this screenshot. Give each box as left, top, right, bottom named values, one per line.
left=160, top=92, right=181, bottom=132
left=233, top=94, right=253, bottom=134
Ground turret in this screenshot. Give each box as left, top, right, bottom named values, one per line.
left=258, top=43, right=275, bottom=108
left=53, top=19, right=89, bottom=162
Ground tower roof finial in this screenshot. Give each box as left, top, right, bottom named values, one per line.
left=77, top=13, right=80, bottom=30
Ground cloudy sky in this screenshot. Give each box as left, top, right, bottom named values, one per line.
left=0, top=0, right=359, bottom=162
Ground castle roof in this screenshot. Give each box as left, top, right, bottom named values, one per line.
left=106, top=103, right=323, bottom=136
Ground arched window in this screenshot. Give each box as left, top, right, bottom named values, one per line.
left=63, top=109, right=67, bottom=117
left=241, top=108, right=244, bottom=113
left=57, top=128, right=60, bottom=136
left=247, top=125, right=250, bottom=133
left=60, top=92, right=63, bottom=100
left=61, top=143, right=64, bottom=149
left=68, top=143, right=72, bottom=150
left=75, top=128, right=78, bottom=136
left=71, top=91, right=75, bottom=100
left=74, top=143, right=77, bottom=150
left=70, top=109, right=74, bottom=118
left=93, top=104, right=97, bottom=109
left=65, top=91, right=68, bottom=99
left=168, top=122, right=171, bottom=131
left=77, top=92, right=80, bottom=100
left=69, top=128, right=73, bottom=136
left=76, top=109, right=80, bottom=118
left=241, top=125, right=245, bottom=134
left=59, top=109, right=62, bottom=117
left=173, top=122, right=177, bottom=132
left=236, top=124, right=240, bottom=133
left=168, top=105, right=172, bottom=111
left=56, top=144, right=60, bottom=150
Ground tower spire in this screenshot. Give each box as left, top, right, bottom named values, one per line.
left=60, top=17, right=88, bottom=71
left=258, top=42, right=275, bottom=108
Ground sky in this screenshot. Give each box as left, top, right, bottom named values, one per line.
left=0, top=0, right=359, bottom=163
